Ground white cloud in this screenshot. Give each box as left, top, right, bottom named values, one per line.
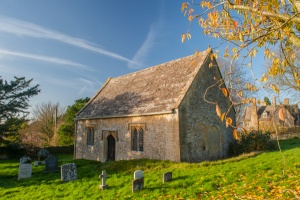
left=128, top=21, right=162, bottom=69
left=0, top=15, right=135, bottom=64
left=0, top=48, right=92, bottom=70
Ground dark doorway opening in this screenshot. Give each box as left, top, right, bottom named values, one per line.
left=107, top=135, right=115, bottom=161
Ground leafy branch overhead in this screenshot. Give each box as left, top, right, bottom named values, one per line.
left=182, top=0, right=300, bottom=94
left=0, top=76, right=40, bottom=120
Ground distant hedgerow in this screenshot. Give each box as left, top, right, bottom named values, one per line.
left=228, top=130, right=277, bottom=156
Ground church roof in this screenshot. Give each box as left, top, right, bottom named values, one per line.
left=76, top=51, right=210, bottom=119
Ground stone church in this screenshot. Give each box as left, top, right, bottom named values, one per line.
left=74, top=50, right=235, bottom=163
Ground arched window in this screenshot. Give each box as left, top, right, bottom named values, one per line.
left=132, top=128, right=138, bottom=151
left=138, top=128, right=143, bottom=151
left=131, top=127, right=144, bottom=152
left=87, top=126, right=95, bottom=146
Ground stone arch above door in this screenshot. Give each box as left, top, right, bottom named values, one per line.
left=101, top=130, right=118, bottom=162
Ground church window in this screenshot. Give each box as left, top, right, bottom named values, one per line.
left=87, top=127, right=95, bottom=146
left=131, top=127, right=144, bottom=152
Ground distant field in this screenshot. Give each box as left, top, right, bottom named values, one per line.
left=0, top=138, right=300, bottom=199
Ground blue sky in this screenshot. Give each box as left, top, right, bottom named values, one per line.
left=0, top=1, right=266, bottom=114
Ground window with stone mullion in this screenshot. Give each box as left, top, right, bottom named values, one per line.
left=131, top=127, right=144, bottom=152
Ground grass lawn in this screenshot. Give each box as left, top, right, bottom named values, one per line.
left=0, top=138, right=300, bottom=199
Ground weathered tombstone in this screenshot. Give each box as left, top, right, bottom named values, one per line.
left=18, top=156, right=32, bottom=180
left=45, top=155, right=58, bottom=172
left=132, top=170, right=144, bottom=192
left=132, top=178, right=144, bottom=192
left=163, top=172, right=172, bottom=183
left=134, top=170, right=144, bottom=179
left=20, top=156, right=31, bottom=164
left=34, top=161, right=39, bottom=167
left=61, top=163, right=77, bottom=182
left=99, top=170, right=108, bottom=190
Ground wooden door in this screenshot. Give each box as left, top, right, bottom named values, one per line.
left=107, top=135, right=115, bottom=161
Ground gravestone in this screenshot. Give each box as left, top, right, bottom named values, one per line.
left=18, top=156, right=32, bottom=180
left=18, top=164, right=32, bottom=180
left=132, top=178, right=144, bottom=192
left=20, top=156, right=31, bottom=164
left=163, top=172, right=172, bottom=183
left=132, top=170, right=144, bottom=192
left=61, top=163, right=77, bottom=182
left=45, top=156, right=58, bottom=172
left=134, top=170, right=144, bottom=179
left=99, top=170, right=108, bottom=190
left=34, top=161, right=39, bottom=167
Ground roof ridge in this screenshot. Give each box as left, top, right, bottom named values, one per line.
left=110, top=53, right=201, bottom=80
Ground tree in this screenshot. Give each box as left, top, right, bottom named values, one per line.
left=58, top=97, right=90, bottom=145
left=32, top=102, right=65, bottom=146
left=182, top=0, right=300, bottom=96
left=0, top=76, right=40, bottom=145
left=264, top=97, right=271, bottom=105
left=218, top=58, right=253, bottom=126
left=267, top=46, right=300, bottom=102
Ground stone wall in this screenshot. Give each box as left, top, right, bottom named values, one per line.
left=178, top=56, right=235, bottom=162
left=75, top=113, right=180, bottom=162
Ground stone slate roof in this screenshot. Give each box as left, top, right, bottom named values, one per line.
left=76, top=51, right=210, bottom=119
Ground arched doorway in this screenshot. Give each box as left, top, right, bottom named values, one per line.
left=206, top=127, right=221, bottom=160
left=107, top=135, right=115, bottom=161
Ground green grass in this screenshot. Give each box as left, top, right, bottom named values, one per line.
left=1, top=138, right=300, bottom=199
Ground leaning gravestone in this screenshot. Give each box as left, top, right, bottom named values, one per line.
left=45, top=155, right=58, bottom=172
left=163, top=172, right=172, bottom=183
left=18, top=156, right=32, bottom=180
left=132, top=170, right=144, bottom=192
left=61, top=163, right=77, bottom=182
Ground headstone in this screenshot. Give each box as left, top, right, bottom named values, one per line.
left=132, top=170, right=144, bottom=192
left=134, top=170, right=144, bottom=179
left=20, top=156, right=31, bottom=164
left=61, top=163, right=77, bottom=182
left=18, top=164, right=32, bottom=180
left=45, top=155, right=59, bottom=172
left=163, top=172, right=172, bottom=183
left=34, top=161, right=39, bottom=167
left=99, top=170, right=108, bottom=190
left=132, top=178, right=144, bottom=192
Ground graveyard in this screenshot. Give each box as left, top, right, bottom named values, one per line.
left=0, top=138, right=299, bottom=199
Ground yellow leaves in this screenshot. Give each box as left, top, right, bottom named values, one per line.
left=209, top=62, right=213, bottom=68
left=279, top=107, right=285, bottom=121
left=238, top=90, right=243, bottom=97
left=216, top=104, right=221, bottom=117
left=249, top=48, right=258, bottom=57
left=259, top=73, right=268, bottom=83
left=233, top=128, right=239, bottom=140
left=216, top=104, right=226, bottom=122
left=221, top=113, right=226, bottom=122
left=245, top=83, right=258, bottom=91
left=221, top=87, right=228, bottom=97
left=181, top=33, right=191, bottom=43
left=270, top=84, right=280, bottom=94
left=264, top=48, right=272, bottom=59
left=226, top=117, right=233, bottom=128
left=223, top=47, right=229, bottom=58
left=188, top=15, right=194, bottom=21
left=181, top=2, right=189, bottom=12
left=239, top=32, right=244, bottom=42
